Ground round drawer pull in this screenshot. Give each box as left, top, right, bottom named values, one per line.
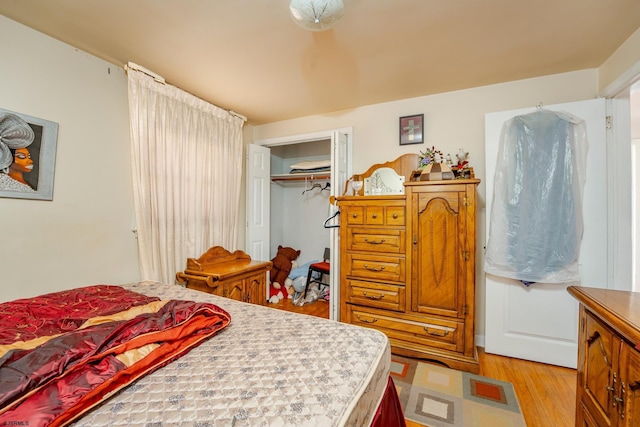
left=363, top=291, right=384, bottom=300
left=352, top=213, right=358, bottom=218
left=356, top=314, right=378, bottom=324
left=371, top=213, right=377, bottom=218
left=392, top=213, right=398, bottom=219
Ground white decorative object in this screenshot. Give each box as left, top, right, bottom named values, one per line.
left=289, top=0, right=345, bottom=31
left=351, top=179, right=363, bottom=196
left=364, top=167, right=405, bottom=195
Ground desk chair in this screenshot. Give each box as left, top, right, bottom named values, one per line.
left=304, top=248, right=330, bottom=298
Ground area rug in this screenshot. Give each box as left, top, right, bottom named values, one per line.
left=390, top=355, right=526, bottom=426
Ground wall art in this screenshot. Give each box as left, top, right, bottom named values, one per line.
left=0, top=108, right=58, bottom=200
left=399, top=113, right=424, bottom=145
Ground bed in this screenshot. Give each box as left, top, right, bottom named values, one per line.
left=0, top=281, right=405, bottom=426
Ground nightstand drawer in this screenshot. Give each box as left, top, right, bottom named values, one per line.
left=345, top=279, right=405, bottom=311
left=347, top=228, right=405, bottom=254
left=346, top=253, right=405, bottom=282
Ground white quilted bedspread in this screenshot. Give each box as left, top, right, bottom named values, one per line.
left=72, top=281, right=390, bottom=427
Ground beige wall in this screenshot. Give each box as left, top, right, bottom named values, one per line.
left=0, top=16, right=139, bottom=302
left=599, top=27, right=640, bottom=94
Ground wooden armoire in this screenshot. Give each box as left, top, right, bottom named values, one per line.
left=336, top=154, right=480, bottom=373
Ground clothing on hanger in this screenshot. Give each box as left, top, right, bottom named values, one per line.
left=484, top=109, right=589, bottom=284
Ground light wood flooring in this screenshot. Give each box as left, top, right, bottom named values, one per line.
left=270, top=297, right=577, bottom=427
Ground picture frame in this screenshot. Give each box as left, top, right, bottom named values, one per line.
left=399, top=114, right=424, bottom=145
left=0, top=108, right=59, bottom=200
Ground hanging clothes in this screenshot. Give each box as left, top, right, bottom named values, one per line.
left=484, top=109, right=588, bottom=284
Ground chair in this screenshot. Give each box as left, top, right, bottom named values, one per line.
left=304, top=248, right=330, bottom=298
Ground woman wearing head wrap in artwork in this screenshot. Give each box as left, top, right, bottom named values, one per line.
left=0, top=113, right=36, bottom=192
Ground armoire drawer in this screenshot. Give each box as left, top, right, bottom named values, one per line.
left=345, top=305, right=463, bottom=353
left=345, top=279, right=405, bottom=311
left=344, top=205, right=406, bottom=226
left=347, top=227, right=406, bottom=254
left=346, top=253, right=405, bottom=282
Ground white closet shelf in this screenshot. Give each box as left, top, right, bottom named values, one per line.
left=271, top=172, right=331, bottom=182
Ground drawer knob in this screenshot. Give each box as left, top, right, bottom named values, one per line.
left=363, top=291, right=384, bottom=300
left=356, top=314, right=378, bottom=324
left=364, top=238, right=386, bottom=245
left=352, top=213, right=358, bottom=218
left=363, top=264, right=385, bottom=272
left=392, top=213, right=398, bottom=219
left=371, top=213, right=377, bottom=218
left=424, top=327, right=449, bottom=337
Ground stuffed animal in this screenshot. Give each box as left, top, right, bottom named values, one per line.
left=268, top=245, right=301, bottom=303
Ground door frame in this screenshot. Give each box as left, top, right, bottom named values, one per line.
left=600, top=65, right=640, bottom=291
left=249, top=127, right=353, bottom=318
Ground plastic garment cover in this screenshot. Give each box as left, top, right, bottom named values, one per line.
left=484, top=109, right=588, bottom=284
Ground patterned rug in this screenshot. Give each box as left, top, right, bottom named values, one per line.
left=390, top=355, right=526, bottom=426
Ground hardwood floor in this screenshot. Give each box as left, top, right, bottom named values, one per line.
left=270, top=297, right=577, bottom=426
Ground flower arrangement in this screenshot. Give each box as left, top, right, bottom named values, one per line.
left=418, top=146, right=443, bottom=168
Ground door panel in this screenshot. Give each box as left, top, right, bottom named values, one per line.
left=246, top=144, right=270, bottom=262
left=484, top=98, right=608, bottom=368
left=413, top=192, right=462, bottom=317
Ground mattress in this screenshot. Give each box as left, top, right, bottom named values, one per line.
left=72, top=281, right=391, bottom=426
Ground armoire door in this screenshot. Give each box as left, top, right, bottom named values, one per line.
left=484, top=98, right=608, bottom=368
left=411, top=189, right=465, bottom=319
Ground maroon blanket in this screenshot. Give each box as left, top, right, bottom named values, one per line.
left=0, top=285, right=231, bottom=427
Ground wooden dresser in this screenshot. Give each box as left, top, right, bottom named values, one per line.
left=568, top=286, right=640, bottom=426
left=176, top=246, right=272, bottom=305
left=336, top=155, right=480, bottom=373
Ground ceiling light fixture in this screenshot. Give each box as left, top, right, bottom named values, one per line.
left=289, top=0, right=345, bottom=32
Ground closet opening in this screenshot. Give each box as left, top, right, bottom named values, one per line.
left=246, top=128, right=352, bottom=320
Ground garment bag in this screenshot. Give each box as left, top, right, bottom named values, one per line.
left=484, top=109, right=588, bottom=284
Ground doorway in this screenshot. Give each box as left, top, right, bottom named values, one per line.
left=246, top=128, right=352, bottom=320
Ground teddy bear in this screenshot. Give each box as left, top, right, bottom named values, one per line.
left=268, top=245, right=300, bottom=303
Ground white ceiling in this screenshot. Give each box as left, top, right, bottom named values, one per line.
left=1, top=0, right=639, bottom=125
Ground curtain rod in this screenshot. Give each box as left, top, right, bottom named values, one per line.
left=124, top=61, right=247, bottom=122
left=227, top=110, right=247, bottom=122
left=124, top=62, right=165, bottom=84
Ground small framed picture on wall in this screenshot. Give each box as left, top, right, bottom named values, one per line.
left=399, top=114, right=424, bottom=145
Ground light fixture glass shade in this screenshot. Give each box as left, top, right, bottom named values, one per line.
left=289, top=0, right=345, bottom=32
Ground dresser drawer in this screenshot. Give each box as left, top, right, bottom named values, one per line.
left=347, top=253, right=405, bottom=282
left=344, top=204, right=406, bottom=226
left=345, top=206, right=365, bottom=225
left=386, top=206, right=405, bottom=226
left=345, top=305, right=463, bottom=353
left=345, top=279, right=405, bottom=311
left=347, top=228, right=406, bottom=254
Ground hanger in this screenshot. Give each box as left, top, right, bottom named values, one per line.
left=302, top=182, right=323, bottom=195
left=321, top=182, right=331, bottom=192
left=323, top=210, right=340, bottom=228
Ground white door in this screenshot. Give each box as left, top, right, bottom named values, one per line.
left=246, top=144, right=270, bottom=262
left=329, top=129, right=352, bottom=320
left=484, top=98, right=608, bottom=368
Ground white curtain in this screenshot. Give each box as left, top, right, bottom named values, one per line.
left=127, top=68, right=245, bottom=283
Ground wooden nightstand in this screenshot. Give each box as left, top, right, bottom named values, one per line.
left=176, top=246, right=272, bottom=305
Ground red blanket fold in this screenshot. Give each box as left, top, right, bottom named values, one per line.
left=0, top=285, right=231, bottom=427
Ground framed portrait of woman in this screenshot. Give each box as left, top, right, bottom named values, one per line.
left=0, top=108, right=58, bottom=200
